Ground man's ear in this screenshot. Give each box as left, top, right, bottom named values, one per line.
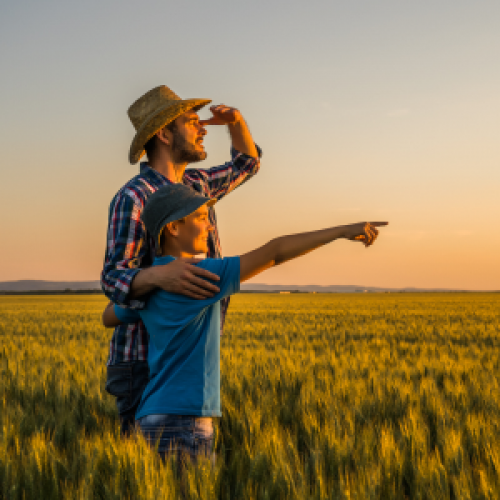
left=156, top=127, right=171, bottom=147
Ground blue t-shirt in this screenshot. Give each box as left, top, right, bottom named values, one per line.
left=114, top=255, right=240, bottom=419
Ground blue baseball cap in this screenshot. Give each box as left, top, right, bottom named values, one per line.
left=142, top=183, right=217, bottom=249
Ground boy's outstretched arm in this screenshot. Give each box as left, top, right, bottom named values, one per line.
left=239, top=222, right=388, bottom=282
left=102, top=301, right=122, bottom=328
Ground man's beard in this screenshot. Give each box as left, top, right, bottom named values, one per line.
left=171, top=128, right=207, bottom=164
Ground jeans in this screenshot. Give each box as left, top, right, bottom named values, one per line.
left=105, top=361, right=149, bottom=436
left=137, top=414, right=215, bottom=468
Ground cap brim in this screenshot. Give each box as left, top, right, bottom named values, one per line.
left=155, top=197, right=217, bottom=248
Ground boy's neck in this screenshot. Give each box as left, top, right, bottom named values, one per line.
left=159, top=247, right=195, bottom=260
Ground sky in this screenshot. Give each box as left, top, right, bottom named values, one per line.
left=0, top=0, right=498, bottom=289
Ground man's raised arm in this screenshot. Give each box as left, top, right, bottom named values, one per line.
left=185, top=106, right=262, bottom=200
left=201, top=105, right=258, bottom=158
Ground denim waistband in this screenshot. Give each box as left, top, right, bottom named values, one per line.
left=138, top=414, right=213, bottom=435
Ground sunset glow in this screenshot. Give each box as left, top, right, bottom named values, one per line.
left=0, top=1, right=498, bottom=289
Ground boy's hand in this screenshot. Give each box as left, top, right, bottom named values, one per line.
left=199, top=105, right=242, bottom=126
left=344, top=222, right=388, bottom=247
left=153, top=257, right=220, bottom=299
left=102, top=301, right=122, bottom=328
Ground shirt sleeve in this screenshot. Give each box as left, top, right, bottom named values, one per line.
left=100, top=190, right=149, bottom=309
left=196, top=257, right=241, bottom=302
left=114, top=304, right=142, bottom=324
left=183, top=145, right=262, bottom=200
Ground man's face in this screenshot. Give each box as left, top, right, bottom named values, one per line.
left=176, top=204, right=214, bottom=255
left=169, top=110, right=207, bottom=164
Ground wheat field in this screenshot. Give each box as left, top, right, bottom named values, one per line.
left=1, top=293, right=499, bottom=499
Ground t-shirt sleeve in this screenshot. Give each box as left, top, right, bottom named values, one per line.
left=114, top=304, right=142, bottom=324
left=196, top=257, right=240, bottom=302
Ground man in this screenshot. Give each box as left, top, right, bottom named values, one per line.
left=101, top=85, right=262, bottom=435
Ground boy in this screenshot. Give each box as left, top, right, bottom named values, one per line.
left=103, top=183, right=387, bottom=466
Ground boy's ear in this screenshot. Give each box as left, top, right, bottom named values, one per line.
left=165, top=221, right=179, bottom=237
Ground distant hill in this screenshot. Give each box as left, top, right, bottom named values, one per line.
left=0, top=280, right=102, bottom=292
left=0, top=280, right=487, bottom=294
left=240, top=284, right=471, bottom=293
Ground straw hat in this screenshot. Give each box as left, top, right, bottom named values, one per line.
left=127, top=85, right=211, bottom=164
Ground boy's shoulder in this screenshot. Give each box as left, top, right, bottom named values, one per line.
left=151, top=256, right=234, bottom=278
left=197, top=257, right=241, bottom=297
left=195, top=256, right=239, bottom=273
left=151, top=256, right=240, bottom=299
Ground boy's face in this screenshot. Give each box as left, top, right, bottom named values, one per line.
left=176, top=204, right=214, bottom=255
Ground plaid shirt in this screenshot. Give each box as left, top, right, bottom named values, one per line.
left=101, top=146, right=261, bottom=365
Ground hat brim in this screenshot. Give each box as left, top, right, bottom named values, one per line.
left=155, top=197, right=217, bottom=249
left=129, top=98, right=211, bottom=164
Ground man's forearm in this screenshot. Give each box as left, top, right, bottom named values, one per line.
left=128, top=258, right=221, bottom=300
left=228, top=117, right=258, bottom=158
left=128, top=267, right=159, bottom=299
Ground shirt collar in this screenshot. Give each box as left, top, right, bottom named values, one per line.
left=139, top=162, right=173, bottom=186
left=153, top=255, right=175, bottom=267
